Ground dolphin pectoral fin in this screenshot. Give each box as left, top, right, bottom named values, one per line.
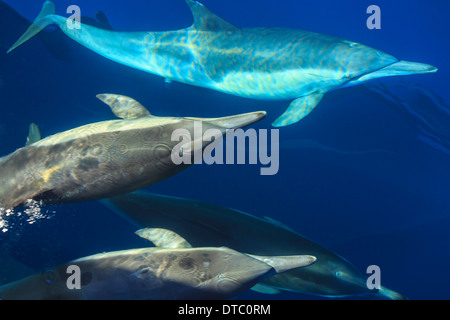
left=185, top=0, right=239, bottom=31
left=96, top=94, right=152, bottom=120
left=272, top=92, right=324, bottom=127
left=247, top=254, right=316, bottom=273
left=135, top=228, right=193, bottom=248
left=25, top=123, right=41, bottom=147
left=7, top=1, right=56, bottom=53
left=250, top=283, right=282, bottom=294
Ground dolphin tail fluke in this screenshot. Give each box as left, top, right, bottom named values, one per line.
left=7, top=1, right=56, bottom=53
left=272, top=92, right=324, bottom=127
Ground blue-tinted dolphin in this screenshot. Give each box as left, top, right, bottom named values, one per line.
left=365, top=81, right=450, bottom=156
left=7, top=1, right=437, bottom=127
left=103, top=191, right=406, bottom=299
left=0, top=94, right=265, bottom=210
left=0, top=228, right=315, bottom=300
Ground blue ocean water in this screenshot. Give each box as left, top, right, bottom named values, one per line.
left=0, top=0, right=448, bottom=300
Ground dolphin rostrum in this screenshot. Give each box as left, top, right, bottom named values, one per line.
left=104, top=191, right=406, bottom=299
left=8, top=0, right=437, bottom=127
left=0, top=94, right=265, bottom=211
left=0, top=228, right=316, bottom=300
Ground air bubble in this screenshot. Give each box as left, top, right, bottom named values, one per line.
left=0, top=199, right=54, bottom=232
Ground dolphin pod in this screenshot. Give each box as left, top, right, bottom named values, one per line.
left=7, top=0, right=437, bottom=127
left=104, top=191, right=406, bottom=300
left=1, top=0, right=433, bottom=300
left=0, top=94, right=265, bottom=210
left=0, top=228, right=316, bottom=300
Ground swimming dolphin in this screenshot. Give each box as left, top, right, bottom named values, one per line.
left=103, top=191, right=406, bottom=299
left=364, top=81, right=450, bottom=156
left=0, top=94, right=265, bottom=210
left=7, top=0, right=437, bottom=127
left=0, top=228, right=316, bottom=300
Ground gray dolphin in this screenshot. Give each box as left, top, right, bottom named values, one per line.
left=103, top=191, right=406, bottom=299
left=7, top=0, right=437, bottom=127
left=0, top=228, right=316, bottom=300
left=0, top=94, right=265, bottom=210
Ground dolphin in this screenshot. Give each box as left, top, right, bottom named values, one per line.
left=0, top=94, right=265, bottom=211
left=0, top=228, right=316, bottom=300
left=7, top=0, right=437, bottom=127
left=364, top=81, right=450, bottom=156
left=103, top=191, right=406, bottom=299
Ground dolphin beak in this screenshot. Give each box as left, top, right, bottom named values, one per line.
left=352, top=60, right=438, bottom=83
left=196, top=111, right=267, bottom=129
left=389, top=60, right=438, bottom=74
left=248, top=254, right=317, bottom=273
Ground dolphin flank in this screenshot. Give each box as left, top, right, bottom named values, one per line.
left=0, top=94, right=265, bottom=210
left=7, top=0, right=437, bottom=127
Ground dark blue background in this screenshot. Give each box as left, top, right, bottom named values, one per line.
left=0, top=0, right=449, bottom=300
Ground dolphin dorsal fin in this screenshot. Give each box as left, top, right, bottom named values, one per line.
left=186, top=0, right=239, bottom=32
left=135, top=228, right=193, bottom=248
left=96, top=94, right=152, bottom=120
left=25, top=123, right=41, bottom=146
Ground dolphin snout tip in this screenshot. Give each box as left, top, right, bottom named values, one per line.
left=256, top=110, right=267, bottom=119
left=385, top=60, right=439, bottom=76
left=307, top=255, right=317, bottom=265
left=420, top=63, right=438, bottom=73
left=428, top=65, right=438, bottom=73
